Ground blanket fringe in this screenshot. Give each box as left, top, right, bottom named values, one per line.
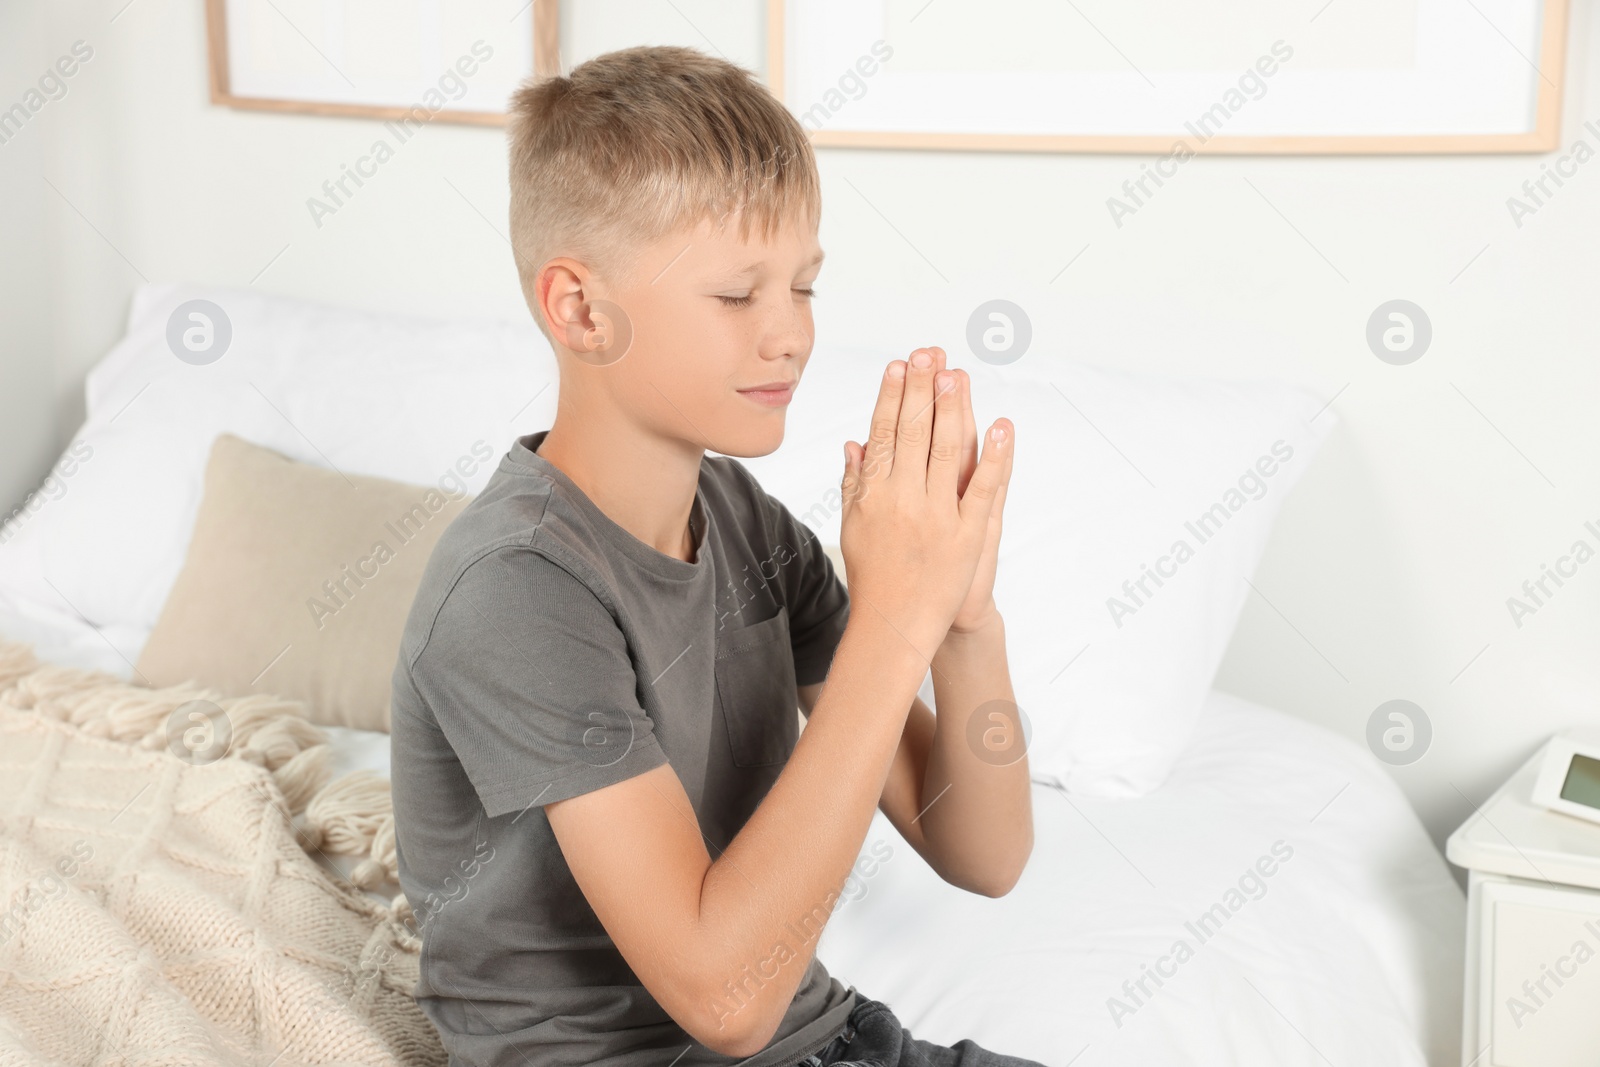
left=0, top=638, right=413, bottom=928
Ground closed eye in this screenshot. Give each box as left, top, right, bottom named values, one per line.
left=717, top=288, right=817, bottom=308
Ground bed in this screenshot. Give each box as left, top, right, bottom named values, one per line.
left=0, top=282, right=1466, bottom=1065
left=0, top=596, right=1464, bottom=1066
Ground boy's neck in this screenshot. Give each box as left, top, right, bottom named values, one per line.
left=535, top=416, right=704, bottom=563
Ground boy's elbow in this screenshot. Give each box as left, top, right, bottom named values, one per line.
left=673, top=909, right=794, bottom=1057
left=712, top=1023, right=777, bottom=1060
left=694, top=1021, right=753, bottom=1059
left=691, top=995, right=778, bottom=1059
left=969, top=837, right=1034, bottom=898
left=977, top=866, right=1023, bottom=898
left=967, top=868, right=1018, bottom=898
left=944, top=864, right=1018, bottom=898
left=683, top=965, right=784, bottom=1058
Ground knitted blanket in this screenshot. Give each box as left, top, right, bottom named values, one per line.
left=0, top=639, right=448, bottom=1066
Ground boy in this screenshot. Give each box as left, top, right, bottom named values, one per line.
left=390, top=44, right=1039, bottom=1067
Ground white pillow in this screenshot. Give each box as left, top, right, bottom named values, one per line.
left=3, top=282, right=1333, bottom=799
left=738, top=345, right=1337, bottom=798
left=0, top=282, right=556, bottom=633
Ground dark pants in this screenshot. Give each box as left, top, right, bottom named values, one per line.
left=795, top=994, right=1049, bottom=1067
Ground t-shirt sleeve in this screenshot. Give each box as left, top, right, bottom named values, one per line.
left=408, top=546, right=670, bottom=819
left=752, top=486, right=851, bottom=688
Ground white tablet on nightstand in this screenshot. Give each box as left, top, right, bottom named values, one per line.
left=1532, top=732, right=1600, bottom=827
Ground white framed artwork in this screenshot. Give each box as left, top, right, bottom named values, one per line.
left=206, top=0, right=561, bottom=126
left=768, top=0, right=1569, bottom=154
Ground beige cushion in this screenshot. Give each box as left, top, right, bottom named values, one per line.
left=136, top=433, right=472, bottom=732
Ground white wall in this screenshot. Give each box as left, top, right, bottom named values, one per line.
left=2, top=0, right=1598, bottom=852
left=0, top=3, right=63, bottom=518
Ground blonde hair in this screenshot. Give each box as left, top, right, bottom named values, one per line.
left=506, top=45, right=821, bottom=338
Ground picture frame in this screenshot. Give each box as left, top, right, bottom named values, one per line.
left=204, top=0, right=561, bottom=126
left=766, top=0, right=1569, bottom=154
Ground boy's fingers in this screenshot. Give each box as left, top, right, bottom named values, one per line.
left=989, top=433, right=1014, bottom=523
left=957, top=371, right=977, bottom=497
left=959, top=419, right=1013, bottom=531
left=892, top=348, right=938, bottom=487
left=927, top=368, right=964, bottom=499
left=862, top=360, right=906, bottom=485
left=841, top=439, right=861, bottom=509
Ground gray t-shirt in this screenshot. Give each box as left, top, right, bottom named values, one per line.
left=390, top=429, right=857, bottom=1067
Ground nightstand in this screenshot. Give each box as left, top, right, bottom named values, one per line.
left=1446, top=737, right=1600, bottom=1067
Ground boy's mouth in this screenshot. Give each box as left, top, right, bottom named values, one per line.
left=737, top=381, right=796, bottom=407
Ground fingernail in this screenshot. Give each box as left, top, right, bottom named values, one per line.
left=912, top=352, right=931, bottom=369
left=991, top=425, right=1008, bottom=443
left=889, top=362, right=905, bottom=379
left=935, top=371, right=953, bottom=392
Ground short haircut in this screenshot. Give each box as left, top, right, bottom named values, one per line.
left=506, top=45, right=821, bottom=339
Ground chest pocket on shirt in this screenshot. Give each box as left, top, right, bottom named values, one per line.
left=715, top=605, right=799, bottom=768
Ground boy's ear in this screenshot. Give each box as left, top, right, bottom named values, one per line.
left=537, top=257, right=588, bottom=346
left=538, top=257, right=633, bottom=366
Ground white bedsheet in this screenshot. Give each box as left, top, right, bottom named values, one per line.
left=816, top=689, right=1464, bottom=1066
left=0, top=590, right=147, bottom=679
left=0, top=599, right=1463, bottom=1066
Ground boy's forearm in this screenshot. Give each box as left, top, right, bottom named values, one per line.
left=692, top=609, right=929, bottom=1053
left=919, top=611, right=1033, bottom=896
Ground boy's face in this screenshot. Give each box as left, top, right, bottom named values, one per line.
left=555, top=209, right=824, bottom=460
